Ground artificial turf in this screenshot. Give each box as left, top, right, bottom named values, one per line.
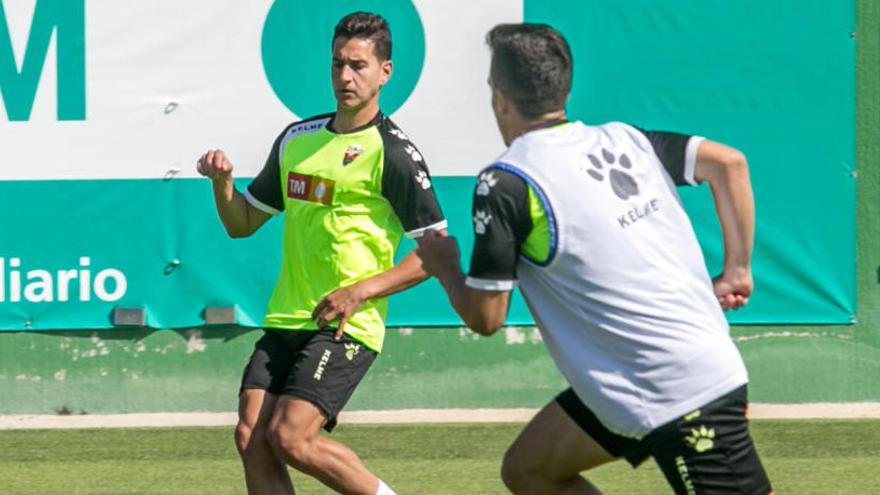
left=0, top=420, right=878, bottom=494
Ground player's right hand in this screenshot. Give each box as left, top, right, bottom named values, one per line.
left=196, top=149, right=234, bottom=180
left=416, top=229, right=461, bottom=278
left=712, top=267, right=753, bottom=311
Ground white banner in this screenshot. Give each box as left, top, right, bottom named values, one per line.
left=1, top=0, right=521, bottom=180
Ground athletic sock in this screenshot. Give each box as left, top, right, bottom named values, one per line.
left=375, top=479, right=397, bottom=495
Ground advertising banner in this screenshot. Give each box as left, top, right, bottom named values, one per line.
left=0, top=0, right=856, bottom=330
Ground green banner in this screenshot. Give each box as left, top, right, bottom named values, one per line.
left=525, top=0, right=856, bottom=323
left=0, top=178, right=533, bottom=330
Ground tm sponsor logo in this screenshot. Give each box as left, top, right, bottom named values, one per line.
left=0, top=257, right=127, bottom=303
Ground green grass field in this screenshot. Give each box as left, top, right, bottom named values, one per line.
left=1, top=420, right=878, bottom=494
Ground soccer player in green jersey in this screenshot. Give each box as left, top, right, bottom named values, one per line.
left=197, top=12, right=445, bottom=495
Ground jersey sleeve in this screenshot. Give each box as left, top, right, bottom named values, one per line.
left=632, top=127, right=705, bottom=186
left=244, top=125, right=289, bottom=215
left=379, top=130, right=447, bottom=238
left=465, top=168, right=533, bottom=291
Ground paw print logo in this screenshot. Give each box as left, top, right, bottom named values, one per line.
left=404, top=144, right=423, bottom=163
left=414, top=170, right=432, bottom=189
left=344, top=343, right=360, bottom=361
left=586, top=148, right=639, bottom=200
left=685, top=425, right=716, bottom=453
left=389, top=128, right=410, bottom=141
left=473, top=210, right=492, bottom=235
left=476, top=171, right=499, bottom=196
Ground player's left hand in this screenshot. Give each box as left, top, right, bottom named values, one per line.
left=312, top=284, right=370, bottom=341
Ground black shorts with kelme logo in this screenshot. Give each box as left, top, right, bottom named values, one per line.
left=557, top=385, right=772, bottom=495
left=240, top=329, right=377, bottom=432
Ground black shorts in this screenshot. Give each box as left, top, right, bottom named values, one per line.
left=240, top=329, right=377, bottom=432
left=557, top=385, right=772, bottom=495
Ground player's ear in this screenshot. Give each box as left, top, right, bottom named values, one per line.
left=492, top=88, right=513, bottom=117
left=379, top=59, right=392, bottom=86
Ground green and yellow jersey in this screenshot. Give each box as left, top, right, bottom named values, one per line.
left=245, top=112, right=446, bottom=352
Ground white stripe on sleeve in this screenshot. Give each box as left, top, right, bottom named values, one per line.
left=465, top=276, right=518, bottom=291
left=684, top=136, right=706, bottom=185
left=244, top=189, right=281, bottom=216
left=405, top=220, right=449, bottom=239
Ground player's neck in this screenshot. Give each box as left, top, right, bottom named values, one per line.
left=504, top=110, right=568, bottom=145
left=519, top=111, right=568, bottom=136
left=333, top=100, right=381, bottom=133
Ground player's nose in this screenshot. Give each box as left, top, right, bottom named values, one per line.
left=337, top=65, right=355, bottom=82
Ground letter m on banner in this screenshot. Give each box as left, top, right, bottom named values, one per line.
left=0, top=0, right=85, bottom=121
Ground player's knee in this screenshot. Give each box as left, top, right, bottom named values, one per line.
left=268, top=424, right=315, bottom=470
left=501, top=445, right=536, bottom=492
left=235, top=421, right=276, bottom=463
left=500, top=461, right=524, bottom=492
left=234, top=421, right=254, bottom=455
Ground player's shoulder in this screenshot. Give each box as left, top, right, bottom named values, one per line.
left=279, top=112, right=334, bottom=142
left=592, top=121, right=656, bottom=152
left=475, top=162, right=530, bottom=200
left=376, top=115, right=414, bottom=141
left=595, top=120, right=643, bottom=139
left=376, top=115, right=427, bottom=167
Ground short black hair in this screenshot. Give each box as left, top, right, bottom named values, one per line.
left=486, top=23, right=573, bottom=119
left=333, top=12, right=392, bottom=61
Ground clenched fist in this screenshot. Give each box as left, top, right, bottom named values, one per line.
left=197, top=149, right=234, bottom=180
left=712, top=267, right=753, bottom=311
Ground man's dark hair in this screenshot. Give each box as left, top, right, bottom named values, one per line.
left=333, top=12, right=392, bottom=61
left=487, top=23, right=573, bottom=119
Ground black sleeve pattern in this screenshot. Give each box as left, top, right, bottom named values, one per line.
left=633, top=127, right=696, bottom=186
left=245, top=125, right=291, bottom=214
left=466, top=168, right=533, bottom=290
left=379, top=119, right=446, bottom=237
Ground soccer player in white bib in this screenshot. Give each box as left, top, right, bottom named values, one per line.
left=418, top=24, right=772, bottom=494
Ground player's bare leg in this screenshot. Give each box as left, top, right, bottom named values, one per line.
left=235, top=389, right=295, bottom=494
left=268, top=397, right=383, bottom=495
left=501, top=400, right=615, bottom=495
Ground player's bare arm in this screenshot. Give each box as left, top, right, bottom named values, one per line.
left=196, top=149, right=272, bottom=238
left=416, top=231, right=510, bottom=335
left=313, top=230, right=449, bottom=340
left=694, top=140, right=756, bottom=311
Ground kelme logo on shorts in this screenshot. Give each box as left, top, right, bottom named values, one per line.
left=261, top=0, right=425, bottom=118
left=675, top=456, right=697, bottom=495
left=313, top=349, right=332, bottom=380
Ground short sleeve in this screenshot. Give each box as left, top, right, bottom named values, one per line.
left=379, top=122, right=446, bottom=238
left=245, top=125, right=291, bottom=215
left=465, top=168, right=533, bottom=291
left=632, top=127, right=704, bottom=186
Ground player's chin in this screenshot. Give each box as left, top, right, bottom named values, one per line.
left=335, top=93, right=363, bottom=109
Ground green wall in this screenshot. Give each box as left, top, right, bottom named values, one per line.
left=856, top=0, right=880, bottom=344
left=739, top=0, right=880, bottom=402
left=1, top=0, right=878, bottom=414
